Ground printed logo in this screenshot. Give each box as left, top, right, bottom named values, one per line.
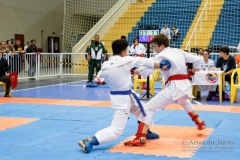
left=206, top=73, right=218, bottom=83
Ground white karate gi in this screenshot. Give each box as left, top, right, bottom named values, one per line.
left=138, top=47, right=201, bottom=125
left=95, top=55, right=154, bottom=144
left=130, top=43, right=146, bottom=56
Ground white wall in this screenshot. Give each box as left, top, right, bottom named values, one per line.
left=0, top=0, right=64, bottom=52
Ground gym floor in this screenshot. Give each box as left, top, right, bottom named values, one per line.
left=0, top=76, right=239, bottom=160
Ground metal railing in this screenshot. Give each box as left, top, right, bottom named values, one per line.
left=3, top=53, right=90, bottom=80
left=2, top=52, right=239, bottom=80
left=185, top=0, right=211, bottom=51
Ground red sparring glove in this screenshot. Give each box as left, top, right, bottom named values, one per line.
left=131, top=67, right=137, bottom=75
left=139, top=53, right=144, bottom=57
left=98, top=79, right=101, bottom=84
left=187, top=69, right=195, bottom=77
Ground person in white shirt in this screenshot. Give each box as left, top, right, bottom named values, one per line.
left=200, top=49, right=214, bottom=70
left=171, top=25, right=179, bottom=45
left=78, top=39, right=161, bottom=153
left=130, top=38, right=146, bottom=57
left=160, top=24, right=171, bottom=40
left=198, top=49, right=216, bottom=100
left=125, top=34, right=206, bottom=145
left=24, top=41, right=31, bottom=72
left=24, top=41, right=31, bottom=52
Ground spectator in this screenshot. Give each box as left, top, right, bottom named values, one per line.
left=0, top=52, right=11, bottom=97
left=0, top=41, right=12, bottom=68
left=160, top=24, right=171, bottom=40
left=198, top=49, right=216, bottom=100
left=171, top=25, right=179, bottom=45
left=216, top=46, right=236, bottom=83
left=198, top=48, right=204, bottom=56
left=24, top=41, right=31, bottom=52
left=6, top=40, right=15, bottom=73
left=0, top=41, right=9, bottom=54
left=214, top=46, right=236, bottom=100
left=130, top=37, right=146, bottom=57
left=6, top=40, right=15, bottom=54
left=13, top=39, right=25, bottom=74
left=87, top=34, right=107, bottom=83
left=24, top=41, right=31, bottom=72
left=201, top=49, right=214, bottom=69
left=26, top=39, right=39, bottom=80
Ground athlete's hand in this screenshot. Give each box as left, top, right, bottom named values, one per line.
left=161, top=65, right=169, bottom=71
left=134, top=70, right=140, bottom=75
left=190, top=68, right=197, bottom=75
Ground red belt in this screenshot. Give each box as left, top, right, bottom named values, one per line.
left=165, top=74, right=190, bottom=85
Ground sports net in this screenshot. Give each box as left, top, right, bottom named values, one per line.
left=63, top=0, right=240, bottom=54
left=62, top=0, right=118, bottom=53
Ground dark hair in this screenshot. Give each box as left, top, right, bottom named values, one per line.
left=112, top=39, right=129, bottom=55
left=31, top=39, right=36, bottom=42
left=203, top=49, right=210, bottom=54
left=121, top=35, right=126, bottom=40
left=152, top=34, right=169, bottom=47
left=133, top=37, right=138, bottom=43
left=219, top=46, right=229, bottom=55
left=6, top=40, right=11, bottom=44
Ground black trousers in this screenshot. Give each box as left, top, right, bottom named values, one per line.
left=88, top=59, right=101, bottom=82
left=0, top=75, right=11, bottom=94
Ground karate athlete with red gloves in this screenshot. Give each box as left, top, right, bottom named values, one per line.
left=124, top=34, right=206, bottom=146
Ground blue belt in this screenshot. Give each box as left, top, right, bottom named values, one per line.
left=110, top=90, right=146, bottom=117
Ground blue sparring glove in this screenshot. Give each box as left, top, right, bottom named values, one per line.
left=160, top=60, right=171, bottom=70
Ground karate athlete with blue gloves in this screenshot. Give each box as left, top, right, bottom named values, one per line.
left=124, top=34, right=206, bottom=146
left=78, top=39, right=163, bottom=153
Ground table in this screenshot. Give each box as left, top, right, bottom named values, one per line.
left=191, top=70, right=225, bottom=102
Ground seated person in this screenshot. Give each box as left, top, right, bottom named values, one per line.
left=130, top=38, right=146, bottom=57
left=200, top=49, right=214, bottom=69
left=210, top=46, right=236, bottom=100
left=216, top=46, right=236, bottom=84
left=0, top=53, right=11, bottom=97
left=197, top=49, right=216, bottom=100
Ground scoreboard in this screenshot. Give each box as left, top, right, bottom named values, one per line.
left=138, top=29, right=160, bottom=43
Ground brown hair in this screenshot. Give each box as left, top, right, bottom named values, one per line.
left=152, top=34, right=169, bottom=47
left=203, top=49, right=210, bottom=55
